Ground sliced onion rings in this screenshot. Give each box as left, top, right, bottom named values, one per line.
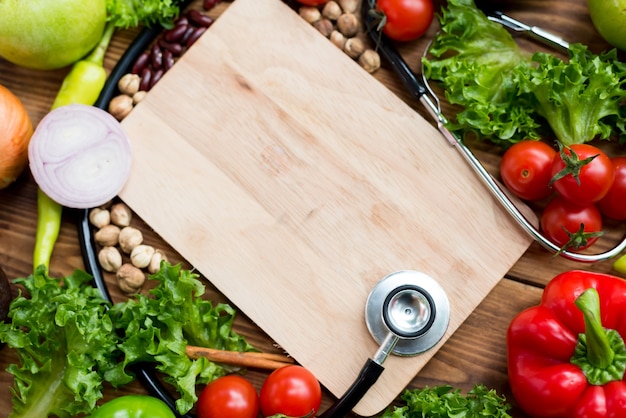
left=28, top=104, right=132, bottom=209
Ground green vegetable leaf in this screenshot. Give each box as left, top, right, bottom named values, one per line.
left=424, top=0, right=626, bottom=147
left=106, top=0, right=183, bottom=29
left=516, top=44, right=626, bottom=146
left=423, top=0, right=538, bottom=144
left=108, top=262, right=255, bottom=415
left=381, top=384, right=512, bottom=418
left=0, top=266, right=122, bottom=418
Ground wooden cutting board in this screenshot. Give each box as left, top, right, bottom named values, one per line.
left=118, top=0, right=534, bottom=414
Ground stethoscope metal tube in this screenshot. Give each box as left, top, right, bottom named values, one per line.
left=362, top=0, right=626, bottom=264
left=320, top=271, right=449, bottom=418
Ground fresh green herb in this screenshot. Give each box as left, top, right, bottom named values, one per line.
left=381, top=384, right=512, bottom=418
left=0, top=262, right=253, bottom=417
left=424, top=0, right=626, bottom=147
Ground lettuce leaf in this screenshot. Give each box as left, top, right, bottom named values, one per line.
left=517, top=44, right=626, bottom=146
left=108, top=262, right=255, bottom=414
left=424, top=0, right=626, bottom=147
left=423, top=0, right=538, bottom=144
left=0, top=266, right=122, bottom=418
left=0, top=262, right=255, bottom=417
left=106, top=0, right=183, bottom=29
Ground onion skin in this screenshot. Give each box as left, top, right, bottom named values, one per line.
left=28, top=104, right=132, bottom=209
left=0, top=84, right=33, bottom=189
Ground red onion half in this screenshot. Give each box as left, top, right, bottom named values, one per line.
left=28, top=104, right=132, bottom=209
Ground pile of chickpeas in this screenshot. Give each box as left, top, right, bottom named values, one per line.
left=298, top=0, right=381, bottom=73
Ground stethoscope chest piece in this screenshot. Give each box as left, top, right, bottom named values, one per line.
left=365, top=270, right=450, bottom=356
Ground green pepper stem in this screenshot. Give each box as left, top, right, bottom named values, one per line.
left=33, top=189, right=63, bottom=273
left=575, top=288, right=614, bottom=368
left=85, top=21, right=116, bottom=67
left=571, top=287, right=626, bottom=385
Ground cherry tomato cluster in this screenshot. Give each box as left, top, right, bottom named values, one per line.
left=500, top=140, right=626, bottom=252
left=196, top=365, right=322, bottom=418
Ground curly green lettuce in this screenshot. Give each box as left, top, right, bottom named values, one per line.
left=517, top=44, right=626, bottom=146
left=0, top=262, right=254, bottom=417
left=108, top=262, right=255, bottom=414
left=0, top=267, right=122, bottom=418
left=423, top=0, right=538, bottom=144
left=424, top=0, right=626, bottom=147
left=106, top=0, right=183, bottom=29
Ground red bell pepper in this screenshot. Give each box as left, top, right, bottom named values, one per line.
left=507, top=270, right=626, bottom=418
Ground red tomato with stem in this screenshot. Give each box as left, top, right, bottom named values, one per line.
left=500, top=140, right=556, bottom=201
left=598, top=156, right=626, bottom=220
left=197, top=375, right=259, bottom=418
left=541, top=195, right=603, bottom=251
left=550, top=144, right=615, bottom=204
left=376, top=0, right=434, bottom=42
left=259, top=365, right=322, bottom=417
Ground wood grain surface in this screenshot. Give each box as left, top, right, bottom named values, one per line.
left=0, top=0, right=625, bottom=417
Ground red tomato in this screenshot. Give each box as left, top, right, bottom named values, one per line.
left=550, top=144, right=615, bottom=204
left=598, top=156, right=626, bottom=220
left=541, top=195, right=603, bottom=251
left=376, top=0, right=434, bottom=42
left=295, top=0, right=328, bottom=5
left=259, top=365, right=322, bottom=417
left=197, top=375, right=259, bottom=418
left=500, top=140, right=556, bottom=201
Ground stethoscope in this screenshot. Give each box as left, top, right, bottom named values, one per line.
left=319, top=270, right=450, bottom=418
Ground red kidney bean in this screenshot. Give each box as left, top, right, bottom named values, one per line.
left=175, top=16, right=189, bottom=26
left=150, top=44, right=163, bottom=70
left=203, top=0, right=220, bottom=10
left=180, top=26, right=195, bottom=45
left=150, top=69, right=164, bottom=89
left=158, top=39, right=183, bottom=56
left=132, top=51, right=150, bottom=75
left=140, top=68, right=152, bottom=91
left=164, top=24, right=188, bottom=43
left=162, top=49, right=175, bottom=71
left=187, top=9, right=214, bottom=27
left=186, top=26, right=207, bottom=48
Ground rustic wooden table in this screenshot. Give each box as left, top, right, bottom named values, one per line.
left=0, top=0, right=624, bottom=417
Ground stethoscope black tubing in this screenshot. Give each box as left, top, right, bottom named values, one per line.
left=361, top=0, right=427, bottom=102
left=78, top=10, right=195, bottom=418
left=318, top=358, right=385, bottom=418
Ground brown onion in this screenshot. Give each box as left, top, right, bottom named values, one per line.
left=28, top=104, right=132, bottom=209
left=0, top=84, right=33, bottom=189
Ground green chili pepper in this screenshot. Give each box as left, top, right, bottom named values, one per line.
left=33, top=22, right=115, bottom=273
left=88, top=395, right=176, bottom=418
left=32, top=188, right=63, bottom=271
left=50, top=22, right=113, bottom=109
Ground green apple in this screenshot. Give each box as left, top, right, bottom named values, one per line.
left=0, top=0, right=107, bottom=70
left=588, top=0, right=626, bottom=51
